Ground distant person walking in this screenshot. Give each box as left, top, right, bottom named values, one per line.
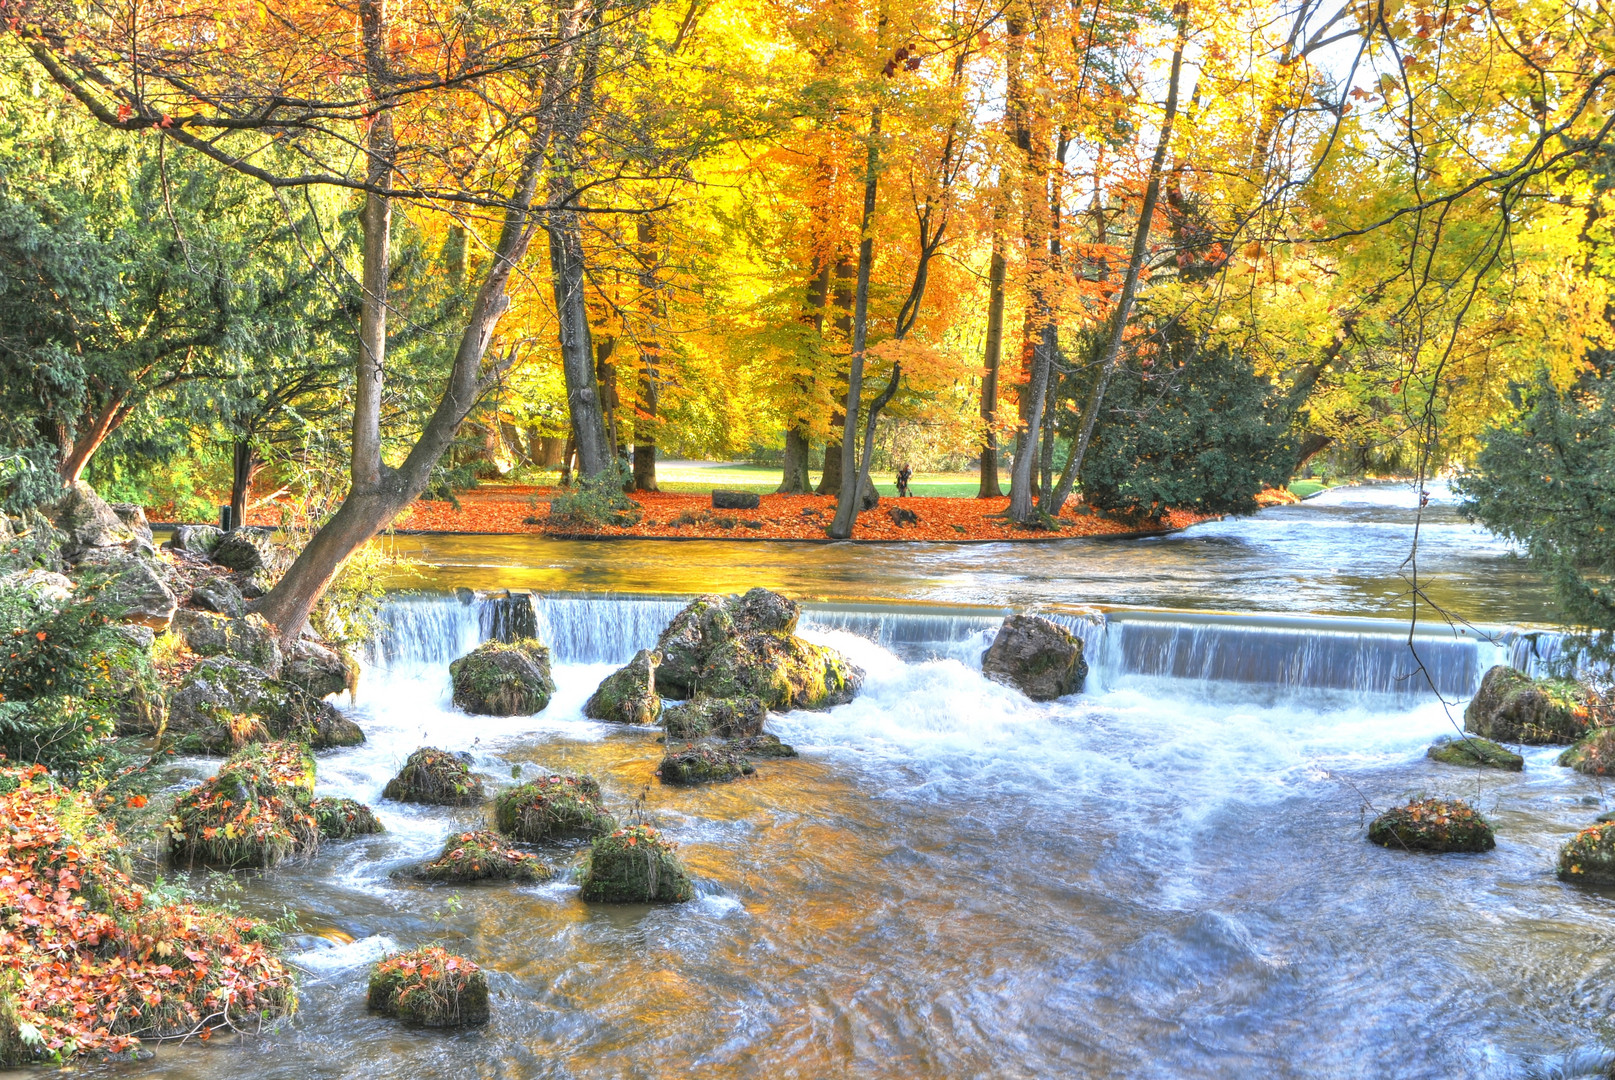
left=896, top=463, right=913, bottom=498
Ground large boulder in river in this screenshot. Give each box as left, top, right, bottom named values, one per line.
left=584, top=649, right=660, bottom=724
left=658, top=744, right=755, bottom=785
left=168, top=740, right=319, bottom=868
left=383, top=747, right=484, bottom=805
left=450, top=639, right=554, bottom=715
left=167, top=656, right=363, bottom=754
left=1559, top=727, right=1615, bottom=776
left=43, top=481, right=134, bottom=560
left=981, top=614, right=1087, bottom=701
left=662, top=696, right=766, bottom=740
left=579, top=824, right=693, bottom=903
left=653, top=588, right=859, bottom=709
left=1464, top=665, right=1599, bottom=745
left=172, top=609, right=283, bottom=674
left=1367, top=797, right=1495, bottom=853
left=1426, top=736, right=1523, bottom=771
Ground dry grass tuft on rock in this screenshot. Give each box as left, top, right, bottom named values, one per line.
left=1367, top=797, right=1495, bottom=853
left=382, top=747, right=485, bottom=806
left=494, top=775, right=616, bottom=842
left=367, top=946, right=489, bottom=1026
left=579, top=823, right=693, bottom=903
left=311, top=797, right=384, bottom=840
left=406, top=830, right=550, bottom=884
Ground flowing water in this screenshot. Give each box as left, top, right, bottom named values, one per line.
left=110, top=484, right=1615, bottom=1080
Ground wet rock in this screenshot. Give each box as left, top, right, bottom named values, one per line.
left=495, top=774, right=616, bottom=841
left=168, top=741, right=320, bottom=868
left=449, top=639, right=554, bottom=716
left=658, top=744, right=755, bottom=785
left=77, top=550, right=177, bottom=630
left=654, top=594, right=736, bottom=698
left=662, top=697, right=767, bottom=741
left=44, top=481, right=134, bottom=559
left=1367, top=797, right=1495, bottom=853
left=172, top=610, right=283, bottom=675
left=888, top=505, right=919, bottom=527
left=168, top=524, right=224, bottom=555
left=211, top=529, right=268, bottom=573
left=981, top=614, right=1087, bottom=701
left=727, top=733, right=798, bottom=758
left=712, top=489, right=761, bottom=510
left=312, top=797, right=383, bottom=840
left=1464, top=665, right=1599, bottom=746
left=166, top=656, right=361, bottom=754
left=1558, top=822, right=1615, bottom=884
left=1559, top=727, right=1615, bottom=776
left=382, top=747, right=485, bottom=806
left=190, top=577, right=246, bottom=617
left=284, top=638, right=356, bottom=699
left=698, top=632, right=861, bottom=710
left=109, top=503, right=155, bottom=554
left=732, top=586, right=799, bottom=634
left=368, top=946, right=490, bottom=1026
left=406, top=829, right=550, bottom=884
left=1427, top=736, right=1524, bottom=771
left=584, top=649, right=660, bottom=724
left=579, top=824, right=693, bottom=903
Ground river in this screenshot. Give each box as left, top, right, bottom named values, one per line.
left=116, top=484, right=1615, bottom=1080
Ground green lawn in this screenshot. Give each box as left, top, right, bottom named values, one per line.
left=1287, top=479, right=1335, bottom=499
left=519, top=462, right=986, bottom=498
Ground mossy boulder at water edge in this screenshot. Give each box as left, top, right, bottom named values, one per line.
left=382, top=747, right=485, bottom=805
left=312, top=797, right=384, bottom=840
left=662, top=696, right=767, bottom=740
left=579, top=824, right=694, bottom=903
left=697, top=633, right=861, bottom=711
left=406, top=829, right=551, bottom=884
left=495, top=775, right=616, bottom=841
left=981, top=614, right=1087, bottom=701
left=166, top=656, right=364, bottom=754
left=368, top=947, right=490, bottom=1026
left=1557, top=822, right=1615, bottom=884
left=1464, top=665, right=1600, bottom=745
left=283, top=637, right=357, bottom=699
left=1426, top=736, right=1524, bottom=771
left=449, top=638, right=555, bottom=715
left=584, top=649, right=661, bottom=724
left=168, top=740, right=320, bottom=868
left=1367, top=798, right=1496, bottom=853
left=1559, top=727, right=1615, bottom=776
left=728, top=733, right=798, bottom=758
left=658, top=744, right=755, bottom=785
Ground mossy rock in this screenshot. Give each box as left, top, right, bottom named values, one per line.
left=406, top=829, right=550, bottom=884
left=382, top=747, right=485, bottom=806
left=368, top=946, right=490, bottom=1026
left=579, top=824, right=693, bottom=903
left=171, top=610, right=283, bottom=675
left=584, top=649, right=661, bottom=724
left=168, top=741, right=320, bottom=868
left=658, top=744, right=755, bottom=786
left=1464, top=665, right=1598, bottom=746
left=981, top=614, right=1087, bottom=701
left=312, top=797, right=384, bottom=840
left=1367, top=797, right=1496, bottom=853
left=1559, top=727, right=1615, bottom=776
left=1426, top=736, right=1523, bottom=771
left=449, top=639, right=555, bottom=716
left=495, top=775, right=616, bottom=842
left=1558, top=822, right=1615, bottom=884
left=166, top=656, right=364, bottom=754
left=728, top=733, right=798, bottom=759
left=662, top=696, right=767, bottom=740
left=654, top=595, right=736, bottom=699
left=696, top=632, right=861, bottom=711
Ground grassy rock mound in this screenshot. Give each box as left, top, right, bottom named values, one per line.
left=729, top=733, right=798, bottom=758
left=658, top=744, right=755, bottom=785
left=1559, top=727, right=1615, bottom=776
left=1464, top=665, right=1600, bottom=745
left=1559, top=822, right=1615, bottom=884
left=312, top=797, right=384, bottom=840
left=0, top=763, right=295, bottom=1065
left=168, top=741, right=320, bottom=868
left=579, top=824, right=694, bottom=903
left=981, top=614, right=1087, bottom=701
left=408, top=830, right=550, bottom=884
left=584, top=649, right=661, bottom=724
left=495, top=774, right=616, bottom=841
left=166, top=656, right=364, bottom=754
left=367, top=946, right=490, bottom=1026
left=1367, top=797, right=1496, bottom=853
left=1426, top=736, right=1524, bottom=771
left=382, top=747, right=485, bottom=805
left=662, top=696, right=766, bottom=740
left=449, top=639, right=555, bottom=715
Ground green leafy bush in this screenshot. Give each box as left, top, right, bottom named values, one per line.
left=548, top=461, right=641, bottom=529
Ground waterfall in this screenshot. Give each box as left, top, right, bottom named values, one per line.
left=368, top=590, right=1544, bottom=701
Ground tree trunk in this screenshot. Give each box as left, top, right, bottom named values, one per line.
left=58, top=393, right=130, bottom=484
left=816, top=255, right=855, bottom=496
left=779, top=430, right=811, bottom=494
left=1039, top=378, right=1057, bottom=500
left=1047, top=2, right=1189, bottom=518
left=230, top=439, right=258, bottom=530
left=829, top=104, right=884, bottom=540
left=560, top=433, right=576, bottom=486
left=782, top=253, right=831, bottom=494
left=537, top=434, right=565, bottom=468
left=501, top=421, right=529, bottom=464
left=548, top=200, right=612, bottom=478
left=633, top=218, right=660, bottom=492
left=352, top=0, right=392, bottom=496
left=977, top=228, right=1006, bottom=498
left=596, top=334, right=620, bottom=457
